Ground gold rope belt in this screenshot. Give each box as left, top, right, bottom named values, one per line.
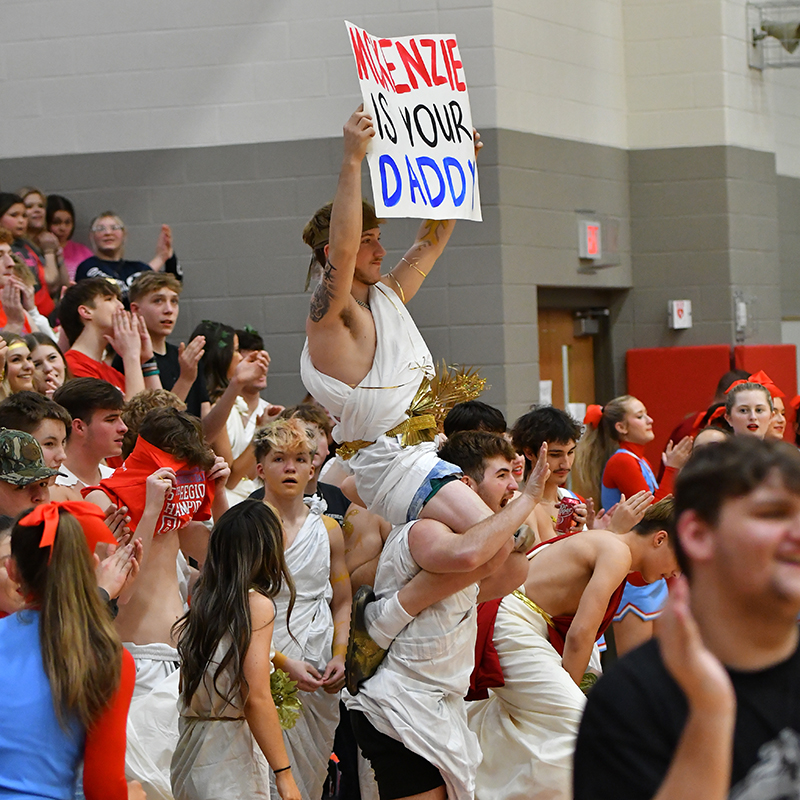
left=512, top=590, right=555, bottom=629
left=335, top=362, right=487, bottom=461
left=336, top=413, right=438, bottom=461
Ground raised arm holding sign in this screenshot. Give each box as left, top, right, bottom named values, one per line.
left=345, top=22, right=482, bottom=221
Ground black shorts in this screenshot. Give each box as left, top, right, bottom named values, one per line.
left=349, top=709, right=445, bottom=799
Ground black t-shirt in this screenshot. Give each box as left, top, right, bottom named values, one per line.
left=574, top=637, right=800, bottom=799
left=248, top=481, right=350, bottom=527
left=75, top=253, right=182, bottom=299
left=111, top=343, right=210, bottom=416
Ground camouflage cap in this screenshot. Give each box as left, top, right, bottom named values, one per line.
left=0, top=428, right=62, bottom=486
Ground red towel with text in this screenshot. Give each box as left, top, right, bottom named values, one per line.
left=85, top=437, right=214, bottom=535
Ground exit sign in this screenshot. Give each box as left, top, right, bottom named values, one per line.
left=578, top=219, right=602, bottom=260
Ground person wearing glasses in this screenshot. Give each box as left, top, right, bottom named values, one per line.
left=75, top=211, right=182, bottom=301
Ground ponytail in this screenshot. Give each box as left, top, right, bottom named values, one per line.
left=11, top=510, right=121, bottom=729
left=573, top=395, right=633, bottom=508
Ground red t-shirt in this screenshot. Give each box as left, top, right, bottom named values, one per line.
left=83, top=649, right=135, bottom=799
left=65, top=349, right=126, bottom=395
left=87, top=437, right=214, bottom=535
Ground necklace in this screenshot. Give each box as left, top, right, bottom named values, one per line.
left=355, top=297, right=371, bottom=311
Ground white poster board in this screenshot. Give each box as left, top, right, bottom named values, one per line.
left=345, top=21, right=482, bottom=221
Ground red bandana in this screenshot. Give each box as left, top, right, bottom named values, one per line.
left=85, top=438, right=214, bottom=535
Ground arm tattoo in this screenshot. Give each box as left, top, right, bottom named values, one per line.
left=309, top=262, right=337, bottom=323
left=421, top=219, right=448, bottom=245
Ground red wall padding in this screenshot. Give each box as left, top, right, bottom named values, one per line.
left=733, top=345, right=797, bottom=398
left=627, top=345, right=732, bottom=469
left=734, top=344, right=798, bottom=442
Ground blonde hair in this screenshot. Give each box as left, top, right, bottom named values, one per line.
left=0, top=333, right=31, bottom=400
left=11, top=510, right=122, bottom=728
left=573, top=395, right=635, bottom=508
left=254, top=418, right=317, bottom=462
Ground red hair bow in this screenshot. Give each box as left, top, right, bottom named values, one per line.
left=708, top=406, right=727, bottom=424
left=584, top=404, right=604, bottom=429
left=747, top=370, right=785, bottom=399
left=725, top=371, right=785, bottom=399
left=18, top=501, right=111, bottom=560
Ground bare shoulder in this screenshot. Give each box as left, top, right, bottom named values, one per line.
left=248, top=591, right=276, bottom=628
left=588, top=530, right=633, bottom=568
left=408, top=517, right=453, bottom=544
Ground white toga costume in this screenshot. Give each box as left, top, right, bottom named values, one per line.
left=466, top=592, right=586, bottom=800
left=344, top=520, right=481, bottom=800
left=300, top=282, right=460, bottom=525
left=271, top=497, right=340, bottom=800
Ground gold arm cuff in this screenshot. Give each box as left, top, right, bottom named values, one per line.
left=400, top=256, right=429, bottom=279
left=272, top=650, right=288, bottom=670
left=512, top=590, right=555, bottom=629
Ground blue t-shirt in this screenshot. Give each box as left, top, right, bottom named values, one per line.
left=0, top=611, right=84, bottom=799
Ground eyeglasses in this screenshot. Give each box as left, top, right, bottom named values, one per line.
left=91, top=224, right=123, bottom=233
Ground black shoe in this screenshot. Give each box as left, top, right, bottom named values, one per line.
left=345, top=585, right=387, bottom=696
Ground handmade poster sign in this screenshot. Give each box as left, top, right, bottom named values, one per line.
left=346, top=21, right=482, bottom=221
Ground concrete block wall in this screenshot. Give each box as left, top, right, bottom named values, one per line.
left=623, top=0, right=727, bottom=148
left=493, top=129, right=632, bottom=418
left=492, top=0, right=628, bottom=148
left=0, top=0, right=497, bottom=159
left=628, top=144, right=781, bottom=350
left=726, top=147, right=781, bottom=343
left=779, top=175, right=800, bottom=318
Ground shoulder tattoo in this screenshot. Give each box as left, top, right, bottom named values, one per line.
left=309, top=262, right=337, bottom=323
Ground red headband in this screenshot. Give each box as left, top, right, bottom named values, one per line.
left=584, top=404, right=604, bottom=429
left=18, top=501, right=113, bottom=561
left=792, top=395, right=800, bottom=412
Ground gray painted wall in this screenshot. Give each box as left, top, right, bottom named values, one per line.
left=628, top=145, right=781, bottom=352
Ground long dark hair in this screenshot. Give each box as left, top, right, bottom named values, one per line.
left=11, top=509, right=122, bottom=728
left=45, top=195, right=76, bottom=239
left=190, top=320, right=237, bottom=402
left=174, top=500, right=295, bottom=709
